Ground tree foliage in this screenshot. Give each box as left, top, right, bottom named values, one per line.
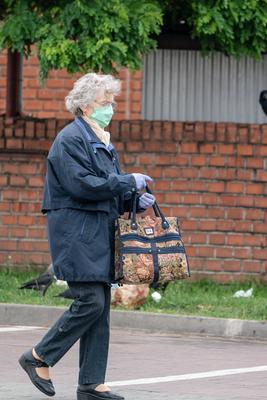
left=0, top=0, right=266, bottom=81
left=161, top=0, right=267, bottom=59
left=0, top=0, right=162, bottom=80
left=188, top=0, right=267, bottom=59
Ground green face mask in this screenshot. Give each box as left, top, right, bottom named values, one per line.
left=90, top=104, right=114, bottom=128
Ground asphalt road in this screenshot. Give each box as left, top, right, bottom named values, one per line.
left=1, top=325, right=267, bottom=400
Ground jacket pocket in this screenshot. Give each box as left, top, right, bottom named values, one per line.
left=79, top=211, right=99, bottom=243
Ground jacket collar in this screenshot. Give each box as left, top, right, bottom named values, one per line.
left=74, top=117, right=115, bottom=154
left=75, top=117, right=101, bottom=144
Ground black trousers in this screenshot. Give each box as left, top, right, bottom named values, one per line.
left=35, top=282, right=111, bottom=385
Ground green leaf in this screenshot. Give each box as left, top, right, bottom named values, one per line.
left=0, top=0, right=163, bottom=80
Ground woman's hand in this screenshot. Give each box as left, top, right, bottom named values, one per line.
left=132, top=173, right=153, bottom=190
left=139, top=192, right=155, bottom=209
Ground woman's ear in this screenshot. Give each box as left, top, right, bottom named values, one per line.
left=81, top=105, right=92, bottom=117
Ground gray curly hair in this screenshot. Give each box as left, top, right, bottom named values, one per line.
left=65, top=73, right=121, bottom=116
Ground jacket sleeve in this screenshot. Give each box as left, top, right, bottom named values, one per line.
left=49, top=135, right=137, bottom=202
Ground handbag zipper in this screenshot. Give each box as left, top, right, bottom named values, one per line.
left=120, top=233, right=182, bottom=243
left=120, top=246, right=185, bottom=254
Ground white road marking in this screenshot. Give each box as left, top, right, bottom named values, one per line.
left=107, top=365, right=267, bottom=387
left=0, top=326, right=41, bottom=332
left=1, top=326, right=266, bottom=388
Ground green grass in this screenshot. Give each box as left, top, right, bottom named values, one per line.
left=0, top=268, right=267, bottom=320
left=0, top=268, right=71, bottom=307
left=140, top=279, right=267, bottom=321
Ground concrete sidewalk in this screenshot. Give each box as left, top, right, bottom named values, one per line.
left=0, top=303, right=266, bottom=340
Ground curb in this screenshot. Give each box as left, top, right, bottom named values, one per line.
left=0, top=303, right=266, bottom=340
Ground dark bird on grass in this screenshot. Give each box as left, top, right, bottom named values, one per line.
left=54, top=288, right=74, bottom=299
left=19, top=263, right=55, bottom=296
left=259, top=90, right=267, bottom=115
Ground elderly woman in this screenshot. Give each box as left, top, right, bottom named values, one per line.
left=18, top=73, right=155, bottom=400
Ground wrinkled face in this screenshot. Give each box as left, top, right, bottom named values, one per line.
left=81, top=89, right=115, bottom=117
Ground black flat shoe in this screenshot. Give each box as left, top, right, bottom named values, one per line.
left=18, top=349, right=55, bottom=397
left=77, top=384, right=124, bottom=400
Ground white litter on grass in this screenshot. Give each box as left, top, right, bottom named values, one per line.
left=55, top=280, right=68, bottom=286
left=151, top=291, right=162, bottom=302
left=233, top=288, right=253, bottom=298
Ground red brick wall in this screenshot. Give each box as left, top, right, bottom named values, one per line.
left=0, top=51, right=142, bottom=119
left=0, top=117, right=266, bottom=282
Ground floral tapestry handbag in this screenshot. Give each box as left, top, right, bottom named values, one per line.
left=114, top=186, right=190, bottom=285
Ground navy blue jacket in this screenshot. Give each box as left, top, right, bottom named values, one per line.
left=42, top=117, right=139, bottom=282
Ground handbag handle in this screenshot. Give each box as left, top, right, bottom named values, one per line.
left=129, top=185, right=170, bottom=230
